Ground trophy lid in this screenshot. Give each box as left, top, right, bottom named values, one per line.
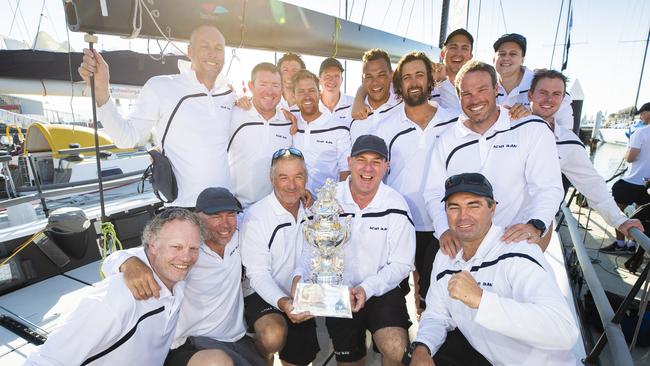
left=309, top=179, right=342, bottom=218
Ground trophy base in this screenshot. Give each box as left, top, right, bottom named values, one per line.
left=292, top=282, right=352, bottom=318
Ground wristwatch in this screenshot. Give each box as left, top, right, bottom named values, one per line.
left=527, top=219, right=546, bottom=236
left=402, top=341, right=431, bottom=365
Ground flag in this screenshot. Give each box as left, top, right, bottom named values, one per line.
left=561, top=2, right=573, bottom=71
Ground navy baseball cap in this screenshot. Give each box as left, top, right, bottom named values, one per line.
left=493, top=33, right=527, bottom=55
left=351, top=135, right=388, bottom=160
left=319, top=57, right=344, bottom=76
left=442, top=173, right=495, bottom=202
left=195, top=187, right=242, bottom=214
left=444, top=28, right=474, bottom=47
left=636, top=102, right=650, bottom=115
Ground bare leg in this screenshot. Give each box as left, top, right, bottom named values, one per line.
left=253, top=313, right=288, bottom=366
left=373, top=327, right=409, bottom=366
left=187, top=349, right=234, bottom=366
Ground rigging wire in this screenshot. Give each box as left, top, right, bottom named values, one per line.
left=64, top=15, right=77, bottom=126
left=498, top=0, right=508, bottom=33
left=475, top=0, right=482, bottom=52
left=395, top=0, right=407, bottom=36
left=550, top=0, right=566, bottom=68
left=403, top=0, right=416, bottom=40
left=380, top=0, right=393, bottom=29
left=358, top=0, right=367, bottom=30
left=31, top=0, right=46, bottom=50
left=225, top=0, right=248, bottom=77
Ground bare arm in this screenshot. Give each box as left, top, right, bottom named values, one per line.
left=625, top=147, right=641, bottom=163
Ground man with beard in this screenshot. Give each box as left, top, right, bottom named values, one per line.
left=291, top=70, right=351, bottom=194
left=78, top=24, right=235, bottom=208
left=424, top=60, right=563, bottom=261
left=100, top=188, right=265, bottom=366
left=241, top=148, right=319, bottom=366
left=277, top=52, right=306, bottom=110
left=526, top=69, right=644, bottom=251
left=319, top=57, right=354, bottom=125
left=292, top=135, right=415, bottom=366
left=228, top=62, right=293, bottom=208
left=349, top=48, right=402, bottom=143
left=372, top=51, right=458, bottom=311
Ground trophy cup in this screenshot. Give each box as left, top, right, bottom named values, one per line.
left=293, top=178, right=353, bottom=318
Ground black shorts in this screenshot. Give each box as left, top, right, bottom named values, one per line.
left=612, top=179, right=650, bottom=206
left=243, top=293, right=319, bottom=365
left=414, top=231, right=439, bottom=308
left=165, top=336, right=265, bottom=366
left=325, top=287, right=412, bottom=363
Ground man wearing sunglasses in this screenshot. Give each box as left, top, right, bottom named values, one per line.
left=101, top=189, right=265, bottom=366
left=292, top=135, right=415, bottom=366
left=241, top=148, right=320, bottom=366
left=408, top=173, right=578, bottom=366
left=424, top=60, right=563, bottom=257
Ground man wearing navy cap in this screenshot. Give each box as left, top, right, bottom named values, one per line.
left=408, top=173, right=578, bottom=366
left=319, top=57, right=354, bottom=125
left=102, top=187, right=266, bottom=366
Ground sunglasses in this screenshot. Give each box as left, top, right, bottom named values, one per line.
left=271, top=147, right=304, bottom=163
left=444, top=173, right=491, bottom=190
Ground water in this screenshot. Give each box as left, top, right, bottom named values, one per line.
left=589, top=143, right=627, bottom=184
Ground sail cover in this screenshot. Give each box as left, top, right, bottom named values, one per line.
left=63, top=0, right=437, bottom=62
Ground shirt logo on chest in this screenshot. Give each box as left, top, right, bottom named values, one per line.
left=316, top=139, right=334, bottom=145
left=369, top=226, right=387, bottom=231
left=493, top=143, right=518, bottom=149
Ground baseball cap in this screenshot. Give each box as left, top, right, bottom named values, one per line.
left=319, top=57, right=344, bottom=75
left=442, top=173, right=495, bottom=202
left=493, top=33, right=527, bottom=55
left=351, top=135, right=388, bottom=160
left=636, top=102, right=650, bottom=115
left=444, top=28, right=474, bottom=47
left=195, top=187, right=242, bottom=214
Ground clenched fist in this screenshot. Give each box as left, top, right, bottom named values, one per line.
left=448, top=271, right=482, bottom=309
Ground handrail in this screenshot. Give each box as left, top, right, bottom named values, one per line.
left=629, top=227, right=650, bottom=253
left=560, top=205, right=635, bottom=365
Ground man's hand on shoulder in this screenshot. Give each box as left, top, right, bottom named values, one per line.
left=119, top=256, right=160, bottom=300
left=505, top=103, right=532, bottom=120
left=439, top=230, right=461, bottom=258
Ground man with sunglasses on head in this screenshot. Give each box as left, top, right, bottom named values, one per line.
left=293, top=135, right=415, bottom=366
left=408, top=173, right=578, bottom=366
left=228, top=62, right=293, bottom=208
left=240, top=147, right=319, bottom=366
left=101, top=189, right=265, bottom=366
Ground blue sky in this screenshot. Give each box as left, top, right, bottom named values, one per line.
left=1, top=0, right=648, bottom=119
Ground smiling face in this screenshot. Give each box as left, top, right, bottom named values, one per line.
left=441, top=34, right=473, bottom=77
left=320, top=66, right=343, bottom=96
left=147, top=219, right=201, bottom=290
left=249, top=69, right=282, bottom=116
left=529, top=77, right=565, bottom=122
left=187, top=26, right=225, bottom=82
left=362, top=58, right=393, bottom=107
left=458, top=70, right=500, bottom=131
left=294, top=77, right=321, bottom=118
left=280, top=59, right=303, bottom=100
left=398, top=59, right=430, bottom=107
left=493, top=41, right=525, bottom=78
left=197, top=211, right=238, bottom=247
left=347, top=152, right=388, bottom=199
left=445, top=192, right=495, bottom=247
left=271, top=157, right=307, bottom=211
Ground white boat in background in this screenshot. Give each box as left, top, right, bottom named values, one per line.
left=598, top=127, right=630, bottom=146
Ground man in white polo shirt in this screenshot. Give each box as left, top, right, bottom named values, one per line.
left=319, top=57, right=354, bottom=125
left=228, top=62, right=293, bottom=208
left=601, top=101, right=650, bottom=253
left=372, top=51, right=458, bottom=310
left=26, top=209, right=207, bottom=366
left=78, top=24, right=236, bottom=208
left=526, top=69, right=644, bottom=251
left=424, top=60, right=563, bottom=258
left=241, top=148, right=319, bottom=366
left=291, top=69, right=352, bottom=194
left=293, top=135, right=415, bottom=366
left=408, top=173, right=579, bottom=366
left=100, top=188, right=265, bottom=366
left=349, top=48, right=402, bottom=143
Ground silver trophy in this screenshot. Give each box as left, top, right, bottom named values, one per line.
left=293, top=179, right=353, bottom=318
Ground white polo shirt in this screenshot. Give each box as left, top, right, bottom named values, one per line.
left=295, top=179, right=415, bottom=300
left=102, top=234, right=246, bottom=346
left=424, top=107, right=563, bottom=237
left=321, top=93, right=355, bottom=126
left=553, top=124, right=628, bottom=228
left=240, top=192, right=308, bottom=308
left=292, top=113, right=352, bottom=194
left=430, top=78, right=461, bottom=117
left=228, top=106, right=292, bottom=208
left=622, top=124, right=650, bottom=185
left=98, top=67, right=236, bottom=207
left=27, top=248, right=185, bottom=366
left=497, top=66, right=574, bottom=131
left=372, top=104, right=458, bottom=231
left=416, top=225, right=579, bottom=365
left=349, top=94, right=402, bottom=143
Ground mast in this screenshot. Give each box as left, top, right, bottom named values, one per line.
left=634, top=25, right=650, bottom=110
left=438, top=0, right=451, bottom=48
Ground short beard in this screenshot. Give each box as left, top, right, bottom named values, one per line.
left=403, top=90, right=428, bottom=107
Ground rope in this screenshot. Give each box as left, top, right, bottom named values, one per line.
left=99, top=222, right=123, bottom=279
left=0, top=232, right=39, bottom=267
left=31, top=0, right=46, bottom=50
left=332, top=19, right=342, bottom=58
left=225, top=0, right=247, bottom=77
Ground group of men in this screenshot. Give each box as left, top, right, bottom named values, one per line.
left=26, top=22, right=647, bottom=366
